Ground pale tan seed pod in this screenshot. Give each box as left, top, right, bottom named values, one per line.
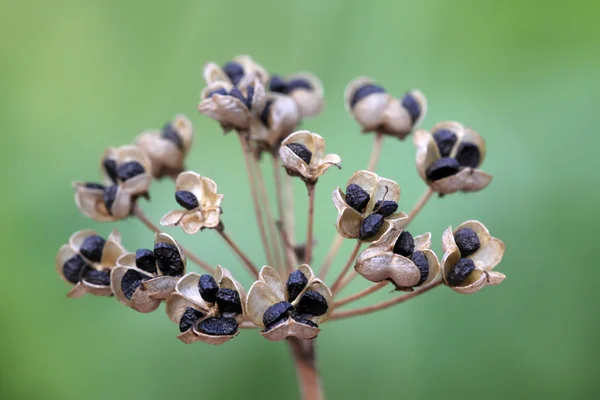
left=279, top=130, right=341, bottom=184
left=441, top=220, right=505, bottom=294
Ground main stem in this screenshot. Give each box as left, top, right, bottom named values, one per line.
left=304, top=183, right=316, bottom=264
left=288, top=338, right=323, bottom=400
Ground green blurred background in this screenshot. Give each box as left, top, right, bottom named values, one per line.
left=2, top=0, right=598, bottom=398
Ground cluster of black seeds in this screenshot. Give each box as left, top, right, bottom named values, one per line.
left=426, top=129, right=481, bottom=181
left=262, top=269, right=328, bottom=331
left=286, top=143, right=312, bottom=164
left=350, top=83, right=386, bottom=109
left=345, top=184, right=398, bottom=240
left=447, top=228, right=481, bottom=286
left=63, top=234, right=112, bottom=287
left=175, top=190, right=199, bottom=210
left=161, top=123, right=183, bottom=150
left=269, top=75, right=312, bottom=95
left=392, top=231, right=430, bottom=286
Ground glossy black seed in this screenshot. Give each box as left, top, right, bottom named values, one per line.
left=103, top=185, right=118, bottom=214
left=448, top=258, right=476, bottom=286
left=121, top=269, right=147, bottom=300
left=455, top=142, right=481, bottom=168
left=286, top=143, right=312, bottom=164
left=350, top=84, right=386, bottom=108
left=245, top=85, right=254, bottom=110
left=393, top=231, right=415, bottom=257
left=296, top=290, right=328, bottom=317
left=401, top=93, right=421, bottom=123
left=216, top=288, right=243, bottom=314
left=198, top=274, right=219, bottom=303
left=179, top=307, right=204, bottom=332
left=116, top=161, right=145, bottom=182
left=374, top=200, right=398, bottom=217
left=222, top=61, right=244, bottom=86
left=263, top=301, right=293, bottom=329
left=359, top=213, right=384, bottom=240
left=286, top=78, right=312, bottom=92
left=135, top=249, right=157, bottom=274
left=63, top=254, right=88, bottom=284
left=425, top=157, right=460, bottom=181
left=411, top=251, right=430, bottom=286
left=161, top=123, right=183, bottom=150
left=454, top=228, right=481, bottom=257
left=228, top=87, right=247, bottom=107
left=345, top=184, right=370, bottom=212
left=197, top=316, right=238, bottom=336
left=84, top=182, right=105, bottom=190
left=291, top=312, right=318, bottom=328
left=79, top=235, right=105, bottom=263
left=433, top=129, right=458, bottom=157
left=103, top=158, right=118, bottom=184
left=153, top=242, right=184, bottom=276
left=269, top=75, right=289, bottom=94
left=259, top=100, right=274, bottom=128
left=286, top=270, right=308, bottom=302
left=82, top=269, right=111, bottom=286
left=207, top=87, right=228, bottom=98
left=175, top=190, right=199, bottom=210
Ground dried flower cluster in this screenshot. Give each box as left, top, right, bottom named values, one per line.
left=55, top=54, right=506, bottom=399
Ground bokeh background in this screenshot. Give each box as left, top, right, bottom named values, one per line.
left=2, top=0, right=599, bottom=399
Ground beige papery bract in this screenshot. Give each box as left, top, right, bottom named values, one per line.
left=165, top=267, right=246, bottom=345
left=279, top=130, right=341, bottom=183
left=56, top=229, right=125, bottom=298
left=246, top=265, right=334, bottom=342
left=414, top=121, right=492, bottom=195
left=441, top=220, right=506, bottom=294
left=160, top=172, right=223, bottom=234
left=355, top=231, right=440, bottom=291
left=344, top=77, right=427, bottom=139
left=203, top=55, right=270, bottom=88
left=135, top=114, right=194, bottom=179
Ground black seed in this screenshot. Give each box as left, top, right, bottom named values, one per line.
left=135, top=249, right=157, bottom=274
left=259, top=100, right=274, bottom=128
left=216, top=288, right=242, bottom=315
left=245, top=85, right=254, bottom=110
left=84, top=182, right=105, bottom=190
left=175, top=190, right=199, bottom=210
left=350, top=83, right=386, bottom=108
left=263, top=301, right=293, bottom=329
left=197, top=316, right=238, bottom=336
left=411, top=251, right=430, bottom=286
left=208, top=87, right=228, bottom=98
left=103, top=185, right=118, bottom=214
left=79, top=235, right=106, bottom=263
left=345, top=184, right=370, bottom=212
left=161, top=123, right=183, bottom=150
left=286, top=143, right=312, bottom=164
left=63, top=254, right=88, bottom=284
left=425, top=157, right=460, bottom=181
left=401, top=93, right=421, bottom=123
left=454, top=228, right=481, bottom=257
left=296, top=290, right=328, bottom=317
left=286, top=78, right=312, bottom=92
left=179, top=307, right=204, bottom=332
left=374, top=200, right=398, bottom=217
left=455, top=142, right=481, bottom=168
left=198, top=274, right=219, bottom=303
left=269, top=75, right=289, bottom=94
left=222, top=61, right=244, bottom=86
left=448, top=258, right=476, bottom=286
left=153, top=242, right=184, bottom=276
left=359, top=213, right=384, bottom=240
left=228, top=87, right=247, bottom=107
left=103, top=158, right=118, bottom=184
left=433, top=129, right=458, bottom=157
left=121, top=269, right=147, bottom=300
left=291, top=311, right=319, bottom=328
left=82, top=269, right=111, bottom=286
left=393, top=231, right=415, bottom=257
left=116, top=161, right=145, bottom=182
left=286, top=270, right=308, bottom=302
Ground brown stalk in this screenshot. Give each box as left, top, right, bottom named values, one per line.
left=304, top=183, right=316, bottom=264
left=330, top=241, right=361, bottom=294
left=404, top=187, right=434, bottom=226
left=216, top=228, right=259, bottom=278
left=288, top=338, right=323, bottom=400
left=334, top=281, right=388, bottom=307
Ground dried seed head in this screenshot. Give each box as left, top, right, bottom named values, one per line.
left=116, top=161, right=145, bottom=182
left=179, top=307, right=205, bottom=332
left=222, top=61, right=244, bottom=86
left=215, top=288, right=242, bottom=314
left=198, top=274, right=219, bottom=303
left=121, top=269, right=147, bottom=300
left=425, top=157, right=460, bottom=181
left=455, top=142, right=481, bottom=168
left=154, top=242, right=184, bottom=277
left=79, top=235, right=106, bottom=263
left=433, top=129, right=458, bottom=157
left=374, top=200, right=398, bottom=217
left=82, top=269, right=111, bottom=286
left=359, top=213, right=384, bottom=240
left=197, top=316, right=238, bottom=336
left=291, top=312, right=319, bottom=328
left=175, top=190, right=199, bottom=211
left=286, top=270, right=308, bottom=302
left=286, top=143, right=312, bottom=164
left=296, top=290, right=328, bottom=316
left=84, top=182, right=105, bottom=190
left=103, top=158, right=118, bottom=184
left=161, top=123, right=184, bottom=150
left=400, top=92, right=422, bottom=123
left=135, top=249, right=157, bottom=274
left=350, top=83, right=386, bottom=108
left=63, top=254, right=89, bottom=284
left=393, top=231, right=415, bottom=257
left=103, top=185, right=118, bottom=214
left=454, top=228, right=481, bottom=257
left=448, top=258, right=476, bottom=286
left=263, top=301, right=294, bottom=329
left=411, top=251, right=430, bottom=286
left=345, top=183, right=370, bottom=212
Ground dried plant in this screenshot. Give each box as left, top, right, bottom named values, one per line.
left=55, top=54, right=506, bottom=399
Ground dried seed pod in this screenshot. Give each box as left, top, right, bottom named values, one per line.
left=279, top=130, right=341, bottom=183
left=393, top=231, right=415, bottom=257
left=179, top=307, right=205, bottom=333
left=286, top=143, right=312, bottom=164
left=350, top=83, right=386, bottom=108
left=454, top=228, right=481, bottom=257
left=154, top=242, right=184, bottom=277
left=263, top=301, right=294, bottom=329
left=359, top=213, right=384, bottom=240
